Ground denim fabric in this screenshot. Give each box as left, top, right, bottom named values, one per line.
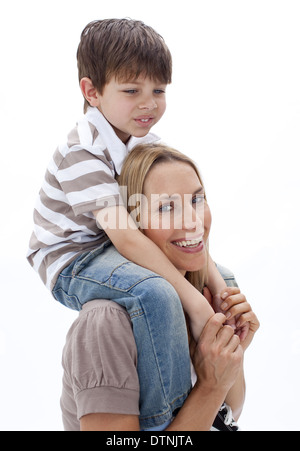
left=53, top=242, right=238, bottom=429
left=53, top=241, right=191, bottom=429
left=215, top=263, right=239, bottom=288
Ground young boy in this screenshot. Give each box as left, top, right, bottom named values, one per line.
left=27, top=19, right=230, bottom=429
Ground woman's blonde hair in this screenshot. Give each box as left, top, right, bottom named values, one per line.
left=118, top=143, right=209, bottom=292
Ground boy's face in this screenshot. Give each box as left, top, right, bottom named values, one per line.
left=95, top=75, right=167, bottom=143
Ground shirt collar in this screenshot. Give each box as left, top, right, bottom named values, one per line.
left=85, top=107, right=160, bottom=175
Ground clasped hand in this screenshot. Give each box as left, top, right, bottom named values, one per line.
left=203, top=286, right=260, bottom=351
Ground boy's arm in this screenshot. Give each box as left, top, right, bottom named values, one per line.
left=206, top=255, right=228, bottom=295
left=94, top=205, right=214, bottom=341
left=206, top=256, right=239, bottom=329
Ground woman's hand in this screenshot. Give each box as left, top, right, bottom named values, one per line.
left=168, top=312, right=243, bottom=431
left=190, top=313, right=244, bottom=395
left=208, top=287, right=260, bottom=351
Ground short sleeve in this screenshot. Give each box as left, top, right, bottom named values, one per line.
left=55, top=148, right=123, bottom=216
left=62, top=300, right=140, bottom=420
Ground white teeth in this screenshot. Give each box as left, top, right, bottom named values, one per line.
left=173, top=239, right=202, bottom=248
left=140, top=118, right=150, bottom=122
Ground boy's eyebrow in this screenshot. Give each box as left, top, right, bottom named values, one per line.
left=122, top=81, right=143, bottom=85
left=118, top=79, right=167, bottom=86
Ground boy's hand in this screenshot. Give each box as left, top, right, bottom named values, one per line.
left=203, top=286, right=237, bottom=330
left=210, top=287, right=259, bottom=350
left=206, top=288, right=239, bottom=331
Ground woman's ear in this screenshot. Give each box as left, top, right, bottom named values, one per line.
left=80, top=77, right=100, bottom=107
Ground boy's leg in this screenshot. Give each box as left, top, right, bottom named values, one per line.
left=118, top=274, right=191, bottom=428
left=53, top=243, right=191, bottom=428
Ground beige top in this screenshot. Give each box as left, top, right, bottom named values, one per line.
left=60, top=300, right=140, bottom=431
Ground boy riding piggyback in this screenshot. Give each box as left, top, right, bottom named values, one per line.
left=27, top=19, right=232, bottom=429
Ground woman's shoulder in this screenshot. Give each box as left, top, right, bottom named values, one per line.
left=66, top=299, right=130, bottom=331
left=62, top=298, right=139, bottom=403
left=215, top=263, right=239, bottom=288
left=64, top=300, right=135, bottom=355
left=61, top=300, right=140, bottom=430
left=79, top=299, right=131, bottom=320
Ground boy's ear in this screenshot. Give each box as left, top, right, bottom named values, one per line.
left=80, top=78, right=100, bottom=107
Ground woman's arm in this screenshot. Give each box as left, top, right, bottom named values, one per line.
left=224, top=361, right=246, bottom=421
left=81, top=413, right=140, bottom=431
left=167, top=313, right=243, bottom=430
left=213, top=287, right=260, bottom=420
left=80, top=313, right=243, bottom=431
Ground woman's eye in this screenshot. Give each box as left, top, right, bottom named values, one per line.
left=192, top=194, right=205, bottom=204
left=159, top=203, right=173, bottom=213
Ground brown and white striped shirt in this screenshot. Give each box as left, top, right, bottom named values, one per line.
left=27, top=107, right=159, bottom=291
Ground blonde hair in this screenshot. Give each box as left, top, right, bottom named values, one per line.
left=118, top=143, right=209, bottom=292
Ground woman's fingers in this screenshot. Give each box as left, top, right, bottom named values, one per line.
left=220, top=290, right=246, bottom=312
left=200, top=312, right=227, bottom=345
left=224, top=301, right=251, bottom=320
left=217, top=324, right=241, bottom=351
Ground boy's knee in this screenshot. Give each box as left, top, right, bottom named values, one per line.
left=134, top=275, right=183, bottom=313
left=138, top=275, right=177, bottom=297
left=135, top=276, right=187, bottom=336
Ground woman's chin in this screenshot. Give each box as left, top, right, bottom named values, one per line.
left=175, top=256, right=207, bottom=274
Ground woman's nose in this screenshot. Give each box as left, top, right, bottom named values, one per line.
left=182, top=203, right=204, bottom=233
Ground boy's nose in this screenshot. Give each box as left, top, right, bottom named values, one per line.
left=139, top=95, right=157, bottom=110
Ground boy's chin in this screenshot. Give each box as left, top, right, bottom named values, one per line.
left=132, top=129, right=151, bottom=138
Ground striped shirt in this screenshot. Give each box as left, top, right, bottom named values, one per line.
left=27, top=107, right=160, bottom=291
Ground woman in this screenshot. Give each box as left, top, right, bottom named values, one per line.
left=60, top=144, right=259, bottom=431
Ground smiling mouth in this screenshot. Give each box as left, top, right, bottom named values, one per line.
left=172, top=238, right=203, bottom=248
left=135, top=117, right=154, bottom=125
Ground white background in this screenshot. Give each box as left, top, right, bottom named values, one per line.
left=0, top=0, right=299, bottom=431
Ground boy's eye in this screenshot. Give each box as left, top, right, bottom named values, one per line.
left=124, top=89, right=138, bottom=94
left=154, top=89, right=165, bottom=95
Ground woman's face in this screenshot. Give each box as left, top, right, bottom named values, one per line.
left=141, top=161, right=212, bottom=275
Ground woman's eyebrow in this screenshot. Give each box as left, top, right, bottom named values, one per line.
left=168, top=187, right=204, bottom=199
left=193, top=186, right=204, bottom=195
left=151, top=187, right=204, bottom=203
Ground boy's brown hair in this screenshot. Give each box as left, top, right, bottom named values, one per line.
left=77, top=19, right=172, bottom=112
